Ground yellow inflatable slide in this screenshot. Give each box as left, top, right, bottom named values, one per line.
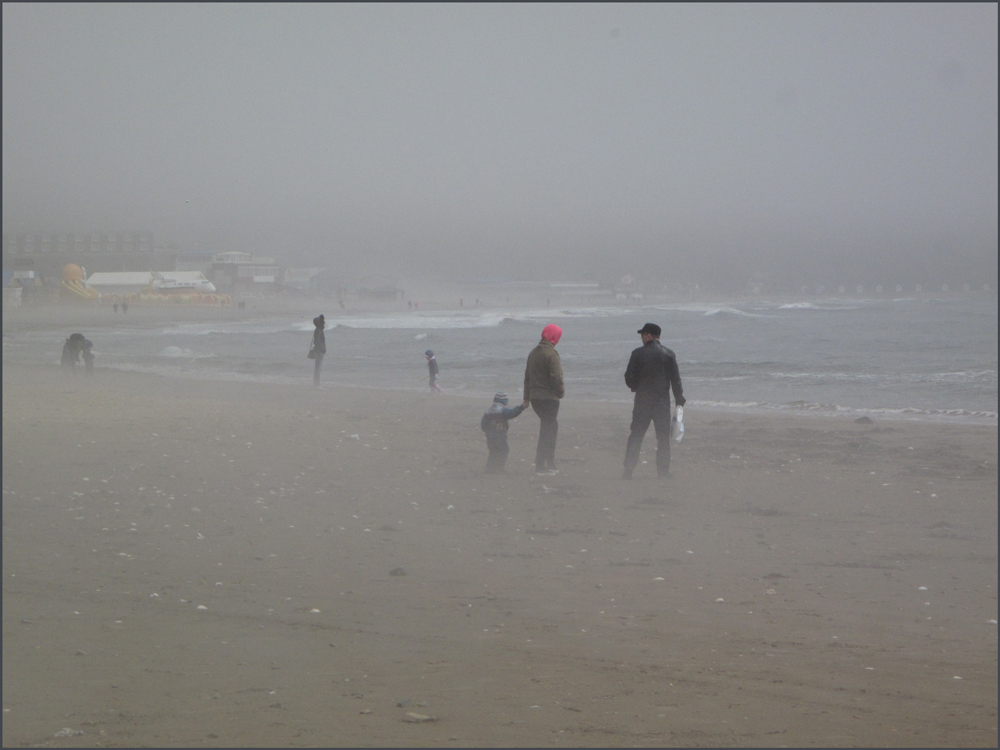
left=61, top=264, right=99, bottom=300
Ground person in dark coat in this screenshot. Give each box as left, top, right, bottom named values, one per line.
left=309, top=315, right=326, bottom=386
left=425, top=350, right=442, bottom=392
left=61, top=333, right=84, bottom=375
left=622, top=323, right=686, bottom=479
left=480, top=392, right=528, bottom=474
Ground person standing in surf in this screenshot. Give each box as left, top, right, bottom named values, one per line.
left=523, top=324, right=564, bottom=475
left=81, top=336, right=95, bottom=375
left=308, top=315, right=326, bottom=387
left=425, top=350, right=442, bottom=392
left=622, top=323, right=685, bottom=479
left=61, top=333, right=84, bottom=375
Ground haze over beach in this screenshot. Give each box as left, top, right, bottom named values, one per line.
left=2, top=3, right=997, bottom=289
left=3, top=4, right=998, bottom=748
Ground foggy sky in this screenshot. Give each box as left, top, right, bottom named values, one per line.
left=3, top=3, right=997, bottom=285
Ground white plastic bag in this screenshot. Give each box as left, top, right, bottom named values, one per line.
left=671, top=405, right=685, bottom=444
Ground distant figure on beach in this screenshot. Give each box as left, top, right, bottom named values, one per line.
left=80, top=337, right=95, bottom=375
left=61, top=333, right=84, bottom=375
left=425, top=350, right=442, bottom=392
left=524, top=324, right=564, bottom=475
left=121, top=301, right=128, bottom=314
left=480, top=391, right=528, bottom=474
left=308, top=315, right=326, bottom=387
left=622, top=323, right=685, bottom=480
left=113, top=302, right=119, bottom=314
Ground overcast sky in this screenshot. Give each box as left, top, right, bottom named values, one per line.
left=3, top=3, right=997, bottom=282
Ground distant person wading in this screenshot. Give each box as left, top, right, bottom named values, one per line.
left=61, top=333, right=84, bottom=375
left=308, top=315, right=326, bottom=386
left=425, top=350, right=442, bottom=393
left=80, top=336, right=95, bottom=375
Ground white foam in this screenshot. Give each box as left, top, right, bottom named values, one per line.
left=699, top=306, right=763, bottom=318
left=157, top=346, right=213, bottom=359
left=290, top=311, right=512, bottom=331
left=161, top=322, right=289, bottom=336
left=691, top=398, right=997, bottom=424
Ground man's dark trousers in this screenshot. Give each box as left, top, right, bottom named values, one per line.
left=624, top=394, right=672, bottom=475
left=485, top=432, right=510, bottom=473
left=530, top=398, right=559, bottom=470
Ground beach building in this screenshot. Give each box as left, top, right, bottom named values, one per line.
left=2, top=231, right=174, bottom=280
left=210, top=252, right=281, bottom=295
left=174, top=252, right=217, bottom=274
left=283, top=267, right=328, bottom=292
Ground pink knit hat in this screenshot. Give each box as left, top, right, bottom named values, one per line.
left=541, top=324, right=562, bottom=345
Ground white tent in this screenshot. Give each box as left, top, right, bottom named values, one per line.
left=86, top=271, right=215, bottom=294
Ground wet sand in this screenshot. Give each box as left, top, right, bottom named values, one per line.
left=2, top=362, right=997, bottom=747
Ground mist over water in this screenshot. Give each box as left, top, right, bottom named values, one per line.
left=3, top=5, right=997, bottom=287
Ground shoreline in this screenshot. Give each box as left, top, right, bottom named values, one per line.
left=3, top=289, right=995, bottom=328
left=6, top=360, right=997, bottom=428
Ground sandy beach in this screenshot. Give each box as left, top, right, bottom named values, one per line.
left=2, top=358, right=997, bottom=747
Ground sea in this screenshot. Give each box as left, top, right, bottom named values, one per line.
left=4, top=296, right=997, bottom=425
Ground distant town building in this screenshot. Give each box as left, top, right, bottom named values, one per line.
left=210, top=252, right=281, bottom=295
left=174, top=252, right=217, bottom=274
left=2, top=231, right=171, bottom=279
left=283, top=267, right=327, bottom=291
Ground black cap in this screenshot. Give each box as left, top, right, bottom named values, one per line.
left=637, top=323, right=661, bottom=336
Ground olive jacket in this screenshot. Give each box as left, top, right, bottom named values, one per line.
left=523, top=339, right=565, bottom=402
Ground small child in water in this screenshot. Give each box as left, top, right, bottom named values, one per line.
left=480, top=391, right=528, bottom=474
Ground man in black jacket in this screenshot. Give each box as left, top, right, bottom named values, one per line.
left=622, top=323, right=685, bottom=479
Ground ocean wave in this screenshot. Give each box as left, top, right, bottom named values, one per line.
left=763, top=370, right=998, bottom=386
left=690, top=399, right=769, bottom=409
left=290, top=312, right=513, bottom=330
left=915, top=370, right=997, bottom=383
left=700, top=307, right=764, bottom=318
left=160, top=322, right=289, bottom=336
left=293, top=306, right=650, bottom=330
left=776, top=302, right=863, bottom=311
left=769, top=371, right=880, bottom=381
left=157, top=346, right=214, bottom=359
left=691, top=398, right=997, bottom=423
left=510, top=306, right=644, bottom=320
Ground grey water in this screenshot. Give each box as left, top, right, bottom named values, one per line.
left=4, top=296, right=996, bottom=423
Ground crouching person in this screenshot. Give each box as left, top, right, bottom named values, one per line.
left=480, top=391, right=528, bottom=474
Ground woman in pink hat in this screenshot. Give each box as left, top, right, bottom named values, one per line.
left=523, top=324, right=564, bottom=475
